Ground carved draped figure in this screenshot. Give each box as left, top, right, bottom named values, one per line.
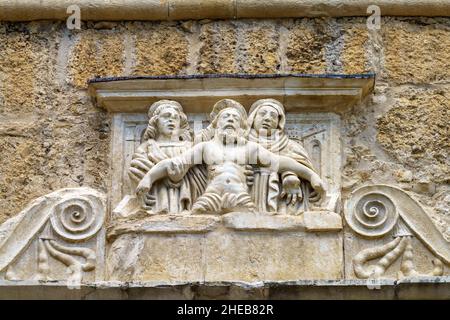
left=131, top=139, right=208, bottom=214
left=128, top=100, right=208, bottom=214
left=247, top=99, right=317, bottom=214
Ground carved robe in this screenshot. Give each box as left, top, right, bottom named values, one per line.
left=132, top=139, right=207, bottom=214
left=248, top=106, right=316, bottom=214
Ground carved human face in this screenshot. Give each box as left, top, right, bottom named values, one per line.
left=215, top=108, right=242, bottom=144
left=217, top=108, right=241, bottom=134
left=156, top=105, right=181, bottom=139
left=252, top=105, right=279, bottom=136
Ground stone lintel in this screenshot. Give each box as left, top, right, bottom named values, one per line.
left=107, top=214, right=221, bottom=241
left=223, top=212, right=306, bottom=231
left=88, top=74, right=375, bottom=114
left=107, top=211, right=343, bottom=239
left=1, top=278, right=449, bottom=299
left=303, top=211, right=343, bottom=232
left=1, top=1, right=449, bottom=21
left=223, top=211, right=342, bottom=232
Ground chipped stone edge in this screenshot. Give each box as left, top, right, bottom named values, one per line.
left=106, top=215, right=221, bottom=242
left=0, top=277, right=449, bottom=300
left=1, top=0, right=450, bottom=21
left=2, top=276, right=449, bottom=289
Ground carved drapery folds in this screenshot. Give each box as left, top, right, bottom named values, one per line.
left=247, top=98, right=320, bottom=214
left=122, top=98, right=329, bottom=216
left=108, top=97, right=343, bottom=243
left=127, top=99, right=207, bottom=214
left=0, top=74, right=447, bottom=285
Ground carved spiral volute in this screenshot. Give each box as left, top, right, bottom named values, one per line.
left=345, top=189, right=398, bottom=238
left=50, top=194, right=105, bottom=242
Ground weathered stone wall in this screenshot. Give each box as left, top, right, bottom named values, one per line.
left=0, top=17, right=448, bottom=243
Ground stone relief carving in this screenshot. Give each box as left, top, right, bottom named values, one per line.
left=247, top=98, right=320, bottom=214
left=128, top=100, right=207, bottom=214
left=345, top=185, right=449, bottom=279
left=135, top=98, right=326, bottom=215
left=0, top=81, right=447, bottom=284
left=0, top=188, right=105, bottom=283
left=103, top=98, right=345, bottom=281
left=103, top=98, right=446, bottom=283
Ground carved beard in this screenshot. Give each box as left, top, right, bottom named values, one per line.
left=216, top=127, right=240, bottom=145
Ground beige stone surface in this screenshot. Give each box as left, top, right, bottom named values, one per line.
left=382, top=19, right=450, bottom=84
left=0, top=278, right=449, bottom=299
left=236, top=1, right=450, bottom=18
left=68, top=29, right=125, bottom=88
left=198, top=21, right=238, bottom=74
left=204, top=230, right=343, bottom=282
left=1, top=1, right=450, bottom=21
left=286, top=19, right=331, bottom=73
left=107, top=214, right=221, bottom=241
left=303, top=211, right=342, bottom=231
left=235, top=21, right=280, bottom=74
left=222, top=211, right=343, bottom=232
left=223, top=212, right=306, bottom=231
left=169, top=0, right=235, bottom=20
left=107, top=233, right=205, bottom=282
left=0, top=15, right=449, bottom=295
left=341, top=20, right=370, bottom=74
left=0, top=112, right=111, bottom=225
left=377, top=87, right=449, bottom=185
left=0, top=120, right=47, bottom=225
left=88, top=75, right=374, bottom=113
left=107, top=228, right=343, bottom=282
left=133, top=23, right=189, bottom=76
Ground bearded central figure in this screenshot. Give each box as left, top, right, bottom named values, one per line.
left=136, top=99, right=326, bottom=215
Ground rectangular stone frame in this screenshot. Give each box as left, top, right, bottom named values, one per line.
left=110, top=112, right=341, bottom=213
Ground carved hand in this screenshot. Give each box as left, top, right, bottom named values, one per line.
left=308, top=190, right=322, bottom=202
left=244, top=165, right=254, bottom=186
left=142, top=193, right=156, bottom=210
left=136, top=173, right=152, bottom=208
left=280, top=175, right=303, bottom=205
left=310, top=173, right=327, bottom=196
left=136, top=174, right=152, bottom=198
left=129, top=158, right=153, bottom=182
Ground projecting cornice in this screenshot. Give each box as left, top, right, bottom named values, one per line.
left=0, top=0, right=449, bottom=21
left=87, top=73, right=375, bottom=114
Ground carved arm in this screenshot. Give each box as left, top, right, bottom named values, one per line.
left=253, top=143, right=326, bottom=196
left=135, top=143, right=203, bottom=196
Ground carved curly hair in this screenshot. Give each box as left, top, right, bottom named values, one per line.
left=142, top=100, right=192, bottom=142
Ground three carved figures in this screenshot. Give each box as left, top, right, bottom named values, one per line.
left=128, top=98, right=326, bottom=215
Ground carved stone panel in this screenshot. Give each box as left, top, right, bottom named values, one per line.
left=0, top=74, right=448, bottom=293
left=110, top=112, right=341, bottom=212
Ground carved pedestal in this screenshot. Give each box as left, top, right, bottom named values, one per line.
left=106, top=212, right=343, bottom=282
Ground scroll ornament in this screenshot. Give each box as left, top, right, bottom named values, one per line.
left=0, top=188, right=105, bottom=283
left=345, top=185, right=449, bottom=279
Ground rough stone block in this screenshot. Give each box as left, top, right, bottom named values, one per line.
left=68, top=30, right=124, bottom=88
left=383, top=19, right=450, bottom=84
left=133, top=23, right=189, bottom=76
